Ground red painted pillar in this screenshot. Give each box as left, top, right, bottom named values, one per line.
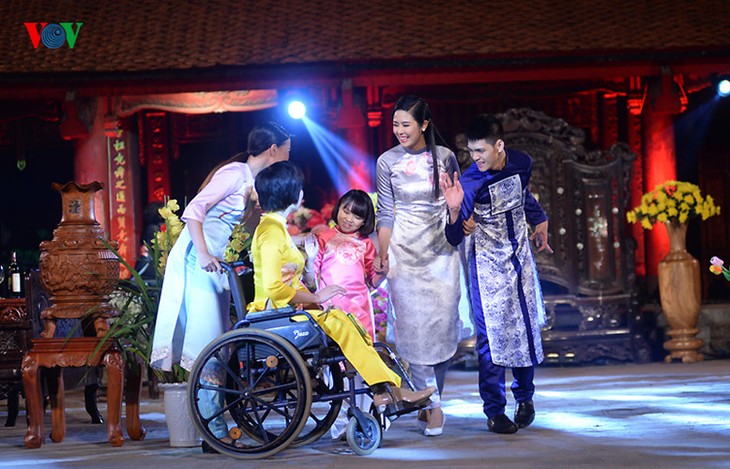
left=73, top=100, right=140, bottom=273
left=642, top=104, right=678, bottom=278
left=626, top=105, right=645, bottom=277
left=73, top=102, right=110, bottom=236
left=338, top=80, right=371, bottom=192
left=140, top=111, right=172, bottom=204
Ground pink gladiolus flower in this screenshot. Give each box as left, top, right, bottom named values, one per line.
left=710, top=256, right=724, bottom=267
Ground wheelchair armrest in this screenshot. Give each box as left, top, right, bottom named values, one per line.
left=237, top=307, right=330, bottom=351
left=244, top=306, right=298, bottom=323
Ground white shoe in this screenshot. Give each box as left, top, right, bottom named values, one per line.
left=423, top=407, right=445, bottom=437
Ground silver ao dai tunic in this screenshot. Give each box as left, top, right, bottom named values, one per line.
left=448, top=149, right=547, bottom=368
left=376, top=145, right=463, bottom=365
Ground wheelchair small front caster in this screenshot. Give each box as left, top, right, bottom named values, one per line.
left=345, top=413, right=381, bottom=456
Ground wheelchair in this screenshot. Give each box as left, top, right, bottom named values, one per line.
left=187, top=261, right=422, bottom=459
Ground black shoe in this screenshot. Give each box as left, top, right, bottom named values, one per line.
left=514, top=400, right=535, bottom=428
left=487, top=413, right=518, bottom=434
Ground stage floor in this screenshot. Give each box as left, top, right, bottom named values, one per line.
left=2, top=358, right=729, bottom=468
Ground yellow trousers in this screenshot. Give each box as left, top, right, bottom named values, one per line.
left=309, top=308, right=401, bottom=388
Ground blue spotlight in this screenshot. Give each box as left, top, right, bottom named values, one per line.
left=287, top=100, right=306, bottom=119
left=300, top=116, right=373, bottom=194
left=717, top=79, right=730, bottom=98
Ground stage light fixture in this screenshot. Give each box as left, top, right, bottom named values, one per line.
left=287, top=100, right=306, bottom=119
left=717, top=79, right=730, bottom=98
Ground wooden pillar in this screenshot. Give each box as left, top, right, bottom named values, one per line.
left=337, top=80, right=371, bottom=191
left=72, top=99, right=140, bottom=271
left=600, top=93, right=619, bottom=150
left=72, top=100, right=110, bottom=236
left=642, top=73, right=682, bottom=278
left=140, top=111, right=172, bottom=204
left=626, top=82, right=646, bottom=277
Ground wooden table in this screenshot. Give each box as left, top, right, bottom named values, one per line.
left=0, top=298, right=31, bottom=427
left=22, top=337, right=146, bottom=447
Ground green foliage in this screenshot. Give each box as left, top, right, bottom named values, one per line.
left=90, top=238, right=189, bottom=383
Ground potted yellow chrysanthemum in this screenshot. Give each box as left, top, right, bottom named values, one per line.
left=626, top=180, right=721, bottom=363
left=626, top=180, right=720, bottom=229
left=154, top=199, right=184, bottom=277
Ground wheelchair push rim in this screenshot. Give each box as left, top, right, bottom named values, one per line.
left=188, top=328, right=313, bottom=459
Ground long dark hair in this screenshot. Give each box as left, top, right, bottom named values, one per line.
left=392, top=95, right=448, bottom=200
left=198, top=121, right=290, bottom=192
left=332, top=189, right=376, bottom=237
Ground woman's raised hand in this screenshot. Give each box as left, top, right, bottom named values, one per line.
left=316, top=284, right=347, bottom=304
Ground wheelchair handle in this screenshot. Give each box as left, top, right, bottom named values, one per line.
left=220, top=261, right=252, bottom=322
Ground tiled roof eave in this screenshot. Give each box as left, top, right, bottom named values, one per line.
left=2, top=46, right=729, bottom=99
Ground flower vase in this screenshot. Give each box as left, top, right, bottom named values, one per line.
left=657, top=221, right=704, bottom=363
left=160, top=383, right=200, bottom=447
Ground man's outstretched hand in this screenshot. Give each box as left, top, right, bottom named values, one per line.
left=530, top=220, right=554, bottom=253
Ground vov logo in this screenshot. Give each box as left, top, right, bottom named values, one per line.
left=24, top=22, right=83, bottom=49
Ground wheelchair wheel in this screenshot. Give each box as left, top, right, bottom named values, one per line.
left=289, top=361, right=344, bottom=447
left=188, top=329, right=313, bottom=459
left=345, top=413, right=381, bottom=456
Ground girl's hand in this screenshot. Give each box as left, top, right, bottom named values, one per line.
left=316, top=284, right=347, bottom=304
left=374, top=254, right=389, bottom=274
left=373, top=256, right=390, bottom=276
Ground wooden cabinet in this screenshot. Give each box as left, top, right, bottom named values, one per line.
left=500, top=108, right=652, bottom=364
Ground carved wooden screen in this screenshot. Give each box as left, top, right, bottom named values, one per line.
left=564, top=148, right=636, bottom=296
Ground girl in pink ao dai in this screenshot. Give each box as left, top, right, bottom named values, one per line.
left=304, top=189, right=387, bottom=439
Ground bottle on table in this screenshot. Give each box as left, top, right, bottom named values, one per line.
left=9, top=251, right=22, bottom=298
